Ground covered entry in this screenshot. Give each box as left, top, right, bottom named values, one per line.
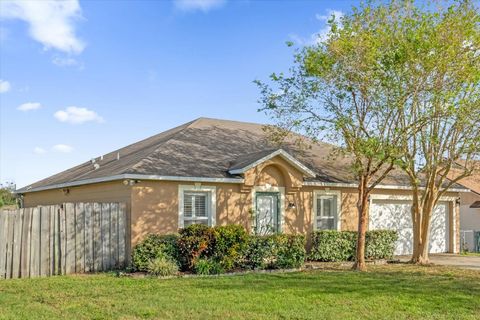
left=369, top=199, right=450, bottom=255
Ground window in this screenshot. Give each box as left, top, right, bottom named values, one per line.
left=183, top=192, right=209, bottom=226
left=178, top=185, right=216, bottom=228
left=314, top=191, right=340, bottom=230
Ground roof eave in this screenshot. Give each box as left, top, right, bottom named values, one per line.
left=16, top=174, right=245, bottom=194
left=228, top=149, right=317, bottom=178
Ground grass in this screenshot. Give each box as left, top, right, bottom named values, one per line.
left=461, top=252, right=480, bottom=257
left=0, top=264, right=479, bottom=320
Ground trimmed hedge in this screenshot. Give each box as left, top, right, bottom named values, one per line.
left=132, top=234, right=179, bottom=271
left=243, top=234, right=306, bottom=270
left=309, top=230, right=398, bottom=262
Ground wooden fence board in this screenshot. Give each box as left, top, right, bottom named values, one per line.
left=0, top=211, right=8, bottom=279
left=20, top=208, right=32, bottom=278
left=75, top=203, right=85, bottom=273
left=49, top=206, right=55, bottom=276
left=65, top=203, right=76, bottom=274
left=84, top=203, right=93, bottom=272
left=101, top=203, right=111, bottom=270
left=40, top=207, right=50, bottom=277
left=0, top=202, right=127, bottom=279
left=93, top=203, right=102, bottom=272
left=110, top=203, right=119, bottom=268
left=30, top=207, right=40, bottom=277
left=11, top=209, right=24, bottom=279
left=118, top=203, right=127, bottom=268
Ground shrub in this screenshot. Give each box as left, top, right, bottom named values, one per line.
left=276, top=234, right=306, bottom=269
left=309, top=230, right=357, bottom=262
left=309, top=230, right=398, bottom=262
left=365, top=230, right=398, bottom=260
left=177, top=224, right=215, bottom=270
left=147, top=256, right=179, bottom=277
left=211, top=225, right=249, bottom=271
left=132, top=234, right=179, bottom=271
left=243, top=234, right=306, bottom=270
left=194, top=258, right=225, bottom=275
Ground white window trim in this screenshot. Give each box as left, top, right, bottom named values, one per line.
left=178, top=185, right=216, bottom=228
left=313, top=190, right=342, bottom=231
left=251, top=185, right=285, bottom=233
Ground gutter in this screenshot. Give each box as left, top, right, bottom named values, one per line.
left=302, top=181, right=470, bottom=193
left=16, top=174, right=245, bottom=194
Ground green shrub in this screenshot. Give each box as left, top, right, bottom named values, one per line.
left=194, top=258, right=225, bottom=275
left=276, top=234, right=306, bottom=269
left=243, top=234, right=306, bottom=270
left=212, top=225, right=249, bottom=271
left=147, top=256, right=179, bottom=277
left=132, top=234, right=179, bottom=271
left=365, top=230, right=398, bottom=260
left=177, top=224, right=215, bottom=270
left=309, top=230, right=357, bottom=262
left=309, top=230, right=398, bottom=262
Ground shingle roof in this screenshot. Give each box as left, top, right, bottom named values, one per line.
left=17, top=117, right=463, bottom=193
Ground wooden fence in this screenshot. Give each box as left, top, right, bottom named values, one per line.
left=0, top=202, right=127, bottom=279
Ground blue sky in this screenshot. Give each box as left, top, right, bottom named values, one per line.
left=0, top=0, right=355, bottom=188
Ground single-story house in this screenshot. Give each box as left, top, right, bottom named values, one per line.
left=17, top=118, right=464, bottom=257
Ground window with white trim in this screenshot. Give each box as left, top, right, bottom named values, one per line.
left=183, top=192, right=209, bottom=226
left=178, top=185, right=216, bottom=228
left=315, top=193, right=339, bottom=230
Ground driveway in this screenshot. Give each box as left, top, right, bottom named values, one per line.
left=397, top=254, right=480, bottom=270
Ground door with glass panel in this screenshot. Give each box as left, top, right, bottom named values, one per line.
left=315, top=195, right=338, bottom=230
left=183, top=192, right=210, bottom=226
left=255, top=192, right=279, bottom=235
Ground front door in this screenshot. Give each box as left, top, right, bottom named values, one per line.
left=255, top=192, right=279, bottom=235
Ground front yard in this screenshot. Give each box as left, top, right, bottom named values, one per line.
left=0, top=264, right=479, bottom=320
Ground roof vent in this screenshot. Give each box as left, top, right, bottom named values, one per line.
left=91, top=158, right=96, bottom=164
left=117, top=152, right=120, bottom=160
left=100, top=155, right=104, bottom=161
left=93, top=163, right=100, bottom=170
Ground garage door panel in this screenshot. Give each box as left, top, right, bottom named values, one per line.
left=369, top=200, right=448, bottom=255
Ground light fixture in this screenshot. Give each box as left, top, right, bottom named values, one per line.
left=62, top=188, right=70, bottom=195
left=288, top=202, right=296, bottom=209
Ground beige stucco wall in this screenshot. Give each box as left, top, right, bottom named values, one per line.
left=21, top=155, right=461, bottom=253
left=460, top=192, right=480, bottom=231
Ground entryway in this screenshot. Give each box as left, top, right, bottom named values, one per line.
left=255, top=192, right=280, bottom=235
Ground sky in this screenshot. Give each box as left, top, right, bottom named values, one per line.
left=0, top=0, right=355, bottom=188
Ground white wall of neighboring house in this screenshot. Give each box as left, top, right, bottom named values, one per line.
left=459, top=191, right=480, bottom=252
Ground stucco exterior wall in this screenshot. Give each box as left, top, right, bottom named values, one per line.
left=459, top=192, right=480, bottom=231
left=20, top=155, right=462, bottom=253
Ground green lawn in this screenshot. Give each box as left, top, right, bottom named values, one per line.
left=0, top=264, right=479, bottom=320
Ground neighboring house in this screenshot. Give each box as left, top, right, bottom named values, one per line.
left=448, top=164, right=480, bottom=251
left=16, top=118, right=464, bottom=257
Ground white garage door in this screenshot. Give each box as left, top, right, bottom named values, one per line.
left=369, top=200, right=449, bottom=255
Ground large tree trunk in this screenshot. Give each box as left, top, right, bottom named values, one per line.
left=411, top=192, right=435, bottom=264
left=354, top=176, right=370, bottom=271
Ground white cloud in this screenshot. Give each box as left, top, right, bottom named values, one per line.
left=0, top=0, right=85, bottom=54
left=54, top=106, right=104, bottom=124
left=52, top=144, right=73, bottom=153
left=17, top=102, right=42, bottom=111
left=174, top=0, right=225, bottom=12
left=0, top=79, right=11, bottom=93
left=290, top=9, right=344, bottom=46
left=33, top=147, right=47, bottom=155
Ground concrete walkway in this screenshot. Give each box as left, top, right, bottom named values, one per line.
left=397, top=254, right=480, bottom=270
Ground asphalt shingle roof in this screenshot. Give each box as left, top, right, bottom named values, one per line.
left=18, top=117, right=459, bottom=192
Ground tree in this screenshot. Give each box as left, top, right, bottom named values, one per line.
left=256, top=1, right=424, bottom=271
left=0, top=181, right=17, bottom=208
left=392, top=1, right=480, bottom=264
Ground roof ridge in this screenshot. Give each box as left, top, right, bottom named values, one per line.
left=124, top=118, right=202, bottom=173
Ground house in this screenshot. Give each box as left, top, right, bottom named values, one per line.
left=448, top=163, right=480, bottom=252
left=16, top=118, right=464, bottom=257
